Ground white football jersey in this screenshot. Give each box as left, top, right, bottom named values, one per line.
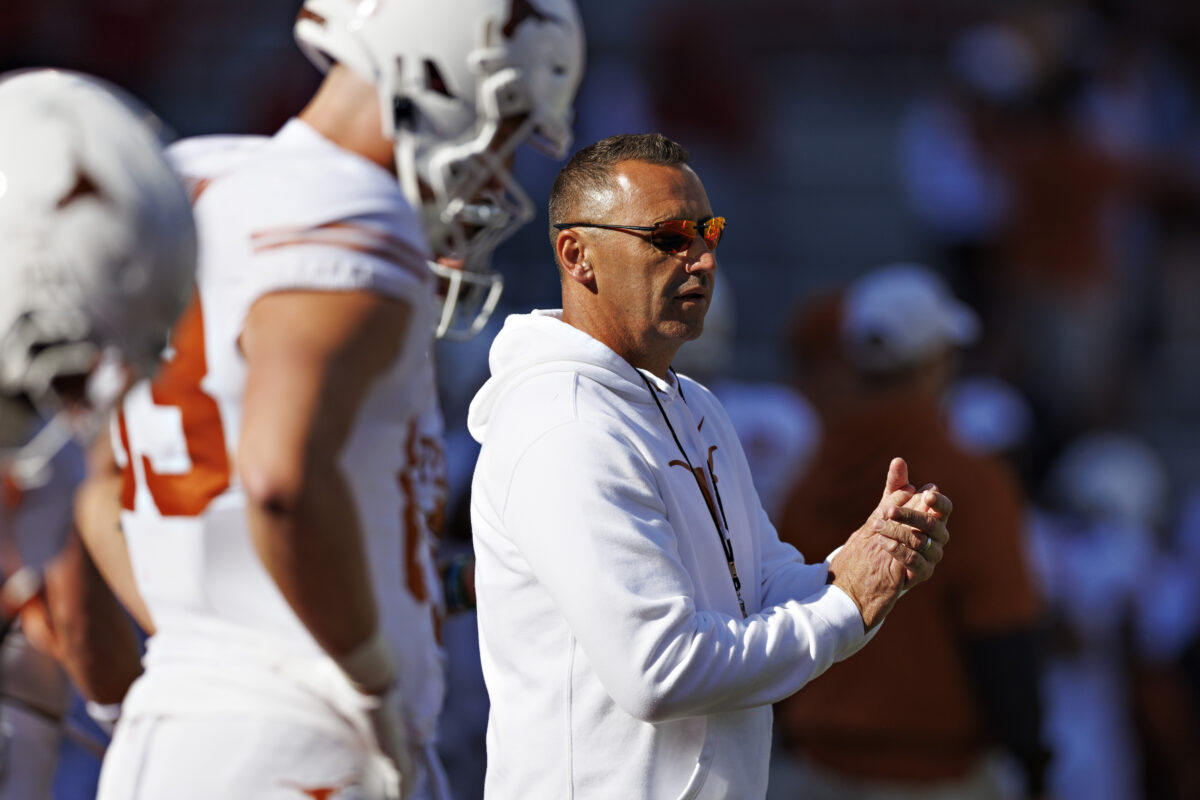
left=114, top=120, right=448, bottom=743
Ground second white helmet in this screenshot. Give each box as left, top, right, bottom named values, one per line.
left=296, top=0, right=586, bottom=338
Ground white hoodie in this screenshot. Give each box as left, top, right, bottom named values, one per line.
left=468, top=311, right=875, bottom=800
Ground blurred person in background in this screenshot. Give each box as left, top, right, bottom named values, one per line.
left=896, top=21, right=1020, bottom=325
left=784, top=288, right=857, bottom=428
left=1174, top=488, right=1200, bottom=713
left=898, top=8, right=1200, bottom=469
left=87, top=2, right=585, bottom=799
left=0, top=68, right=196, bottom=798
left=771, top=263, right=1051, bottom=800
left=1030, top=431, right=1200, bottom=800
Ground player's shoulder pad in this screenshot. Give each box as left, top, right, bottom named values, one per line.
left=168, top=134, right=271, bottom=203
left=199, top=127, right=427, bottom=258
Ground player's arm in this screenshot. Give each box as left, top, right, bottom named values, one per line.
left=237, top=288, right=409, bottom=671
left=19, top=532, right=143, bottom=705
left=74, top=433, right=155, bottom=634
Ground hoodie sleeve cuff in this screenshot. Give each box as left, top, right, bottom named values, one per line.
left=809, top=583, right=879, bottom=660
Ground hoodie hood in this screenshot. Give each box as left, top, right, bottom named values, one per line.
left=468, top=309, right=657, bottom=443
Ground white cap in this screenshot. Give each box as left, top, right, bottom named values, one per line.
left=841, top=262, right=980, bottom=372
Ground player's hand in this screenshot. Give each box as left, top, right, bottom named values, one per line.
left=336, top=632, right=417, bottom=800
left=828, top=458, right=951, bottom=628
left=356, top=683, right=416, bottom=800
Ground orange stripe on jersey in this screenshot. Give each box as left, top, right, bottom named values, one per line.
left=250, top=221, right=431, bottom=283
left=185, top=176, right=213, bottom=205
left=140, top=292, right=231, bottom=516
left=116, top=410, right=137, bottom=513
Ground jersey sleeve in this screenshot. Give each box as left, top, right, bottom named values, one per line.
left=240, top=211, right=436, bottom=307
left=173, top=132, right=437, bottom=310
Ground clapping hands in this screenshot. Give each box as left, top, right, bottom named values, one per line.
left=827, top=457, right=951, bottom=629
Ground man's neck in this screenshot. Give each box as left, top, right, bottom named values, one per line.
left=560, top=307, right=678, bottom=381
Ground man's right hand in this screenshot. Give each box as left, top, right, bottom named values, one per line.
left=828, top=457, right=951, bottom=629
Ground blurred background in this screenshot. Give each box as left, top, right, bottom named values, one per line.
left=7, top=1, right=1200, bottom=798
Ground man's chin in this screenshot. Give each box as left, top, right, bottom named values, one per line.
left=658, top=318, right=705, bottom=344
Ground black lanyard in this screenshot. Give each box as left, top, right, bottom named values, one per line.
left=639, top=370, right=747, bottom=618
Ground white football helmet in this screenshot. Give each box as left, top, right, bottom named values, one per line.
left=295, top=0, right=585, bottom=338
left=0, top=69, right=196, bottom=483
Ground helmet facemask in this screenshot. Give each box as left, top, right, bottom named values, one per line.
left=411, top=110, right=548, bottom=339
left=0, top=248, right=172, bottom=491
left=396, top=72, right=556, bottom=339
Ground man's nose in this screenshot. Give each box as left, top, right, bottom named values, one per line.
left=685, top=243, right=716, bottom=274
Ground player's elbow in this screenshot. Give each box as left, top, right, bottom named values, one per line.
left=237, top=444, right=308, bottom=516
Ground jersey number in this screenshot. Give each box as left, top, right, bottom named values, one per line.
left=117, top=294, right=231, bottom=516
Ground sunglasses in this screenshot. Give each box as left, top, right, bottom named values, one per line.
left=554, top=216, right=726, bottom=255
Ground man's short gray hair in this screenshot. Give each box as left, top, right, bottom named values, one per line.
left=548, top=133, right=690, bottom=249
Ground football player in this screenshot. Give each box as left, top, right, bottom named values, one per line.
left=93, top=2, right=585, bottom=799
left=0, top=68, right=196, bottom=798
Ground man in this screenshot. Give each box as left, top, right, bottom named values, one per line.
left=0, top=68, right=196, bottom=797
left=91, top=2, right=585, bottom=799
left=772, top=263, right=1050, bottom=799
left=467, top=133, right=952, bottom=800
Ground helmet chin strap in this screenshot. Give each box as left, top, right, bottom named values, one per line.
left=4, top=414, right=72, bottom=491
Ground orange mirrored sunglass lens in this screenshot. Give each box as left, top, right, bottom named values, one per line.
left=701, top=217, right=726, bottom=249
left=649, top=217, right=725, bottom=254
left=651, top=219, right=696, bottom=253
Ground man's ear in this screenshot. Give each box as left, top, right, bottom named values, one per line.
left=556, top=229, right=595, bottom=288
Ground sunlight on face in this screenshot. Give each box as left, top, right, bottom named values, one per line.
left=585, top=161, right=717, bottom=371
